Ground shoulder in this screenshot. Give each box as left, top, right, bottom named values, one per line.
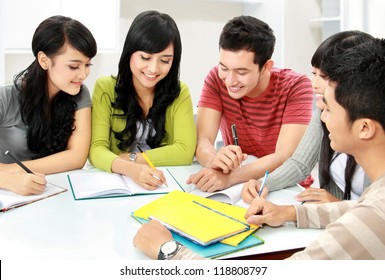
left=0, top=84, right=19, bottom=107
left=76, top=85, right=92, bottom=109
left=92, top=76, right=117, bottom=99
left=178, top=81, right=191, bottom=98
left=204, top=66, right=220, bottom=82
left=167, top=81, right=193, bottom=109
left=94, top=75, right=117, bottom=89
left=0, top=84, right=18, bottom=97
left=271, top=68, right=311, bottom=83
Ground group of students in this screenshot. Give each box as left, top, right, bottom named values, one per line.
left=1, top=11, right=385, bottom=260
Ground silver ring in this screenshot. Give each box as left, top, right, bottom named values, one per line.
left=313, top=191, right=319, bottom=195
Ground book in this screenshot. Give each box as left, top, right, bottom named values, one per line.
left=67, top=167, right=182, bottom=200
left=0, top=183, right=67, bottom=212
left=150, top=200, right=250, bottom=246
left=187, top=182, right=244, bottom=205
left=132, top=216, right=264, bottom=259
left=167, top=156, right=259, bottom=205
left=165, top=165, right=246, bottom=204
left=133, top=190, right=259, bottom=246
left=173, top=231, right=264, bottom=259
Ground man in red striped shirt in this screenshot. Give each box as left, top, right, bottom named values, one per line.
left=187, top=16, right=313, bottom=192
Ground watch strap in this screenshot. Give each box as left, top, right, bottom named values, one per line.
left=157, top=241, right=182, bottom=260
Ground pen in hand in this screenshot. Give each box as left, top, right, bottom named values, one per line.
left=4, top=150, right=62, bottom=190
left=231, top=124, right=239, bottom=146
left=258, top=171, right=269, bottom=197
left=231, top=123, right=242, bottom=168
left=136, top=145, right=168, bottom=187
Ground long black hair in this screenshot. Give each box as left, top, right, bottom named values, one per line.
left=313, top=31, right=374, bottom=199
left=112, top=10, right=182, bottom=151
left=14, top=15, right=97, bottom=159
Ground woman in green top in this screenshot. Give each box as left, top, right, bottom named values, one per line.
left=89, top=10, right=197, bottom=190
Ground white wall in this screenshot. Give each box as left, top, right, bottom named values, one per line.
left=88, top=0, right=321, bottom=110
left=2, top=0, right=383, bottom=112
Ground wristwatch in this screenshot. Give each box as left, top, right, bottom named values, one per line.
left=158, top=240, right=182, bottom=260
left=129, top=152, right=137, bottom=162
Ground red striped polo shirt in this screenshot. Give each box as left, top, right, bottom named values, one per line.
left=198, top=66, right=313, bottom=157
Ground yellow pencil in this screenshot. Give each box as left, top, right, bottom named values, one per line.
left=137, top=145, right=167, bottom=187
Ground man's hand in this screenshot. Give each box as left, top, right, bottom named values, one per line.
left=207, top=146, right=247, bottom=173
left=245, top=197, right=296, bottom=227
left=186, top=168, right=231, bottom=192
left=133, top=220, right=173, bottom=260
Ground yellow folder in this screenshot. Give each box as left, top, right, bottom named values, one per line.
left=133, top=190, right=258, bottom=246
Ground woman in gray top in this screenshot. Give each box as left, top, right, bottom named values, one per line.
left=0, top=16, right=97, bottom=195
left=242, top=31, right=373, bottom=203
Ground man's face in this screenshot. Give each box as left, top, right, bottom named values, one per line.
left=321, top=82, right=356, bottom=154
left=218, top=49, right=265, bottom=99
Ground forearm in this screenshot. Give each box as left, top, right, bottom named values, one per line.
left=20, top=149, right=88, bottom=174
left=267, top=111, right=323, bottom=191
left=195, top=138, right=217, bottom=167
left=0, top=171, right=12, bottom=190
left=89, top=145, right=118, bottom=172
left=111, top=157, right=138, bottom=177
left=294, top=200, right=356, bottom=228
left=146, top=143, right=195, bottom=166
left=235, top=152, right=291, bottom=183
left=266, top=156, right=318, bottom=192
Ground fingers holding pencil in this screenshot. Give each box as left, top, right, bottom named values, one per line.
left=136, top=145, right=168, bottom=188
left=137, top=165, right=167, bottom=190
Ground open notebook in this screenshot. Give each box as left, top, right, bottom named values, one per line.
left=0, top=183, right=67, bottom=212
left=186, top=183, right=244, bottom=205
left=67, top=167, right=182, bottom=200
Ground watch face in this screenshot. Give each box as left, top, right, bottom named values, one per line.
left=161, top=241, right=178, bottom=255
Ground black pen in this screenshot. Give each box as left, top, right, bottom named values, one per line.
left=4, top=150, right=34, bottom=174
left=231, top=124, right=239, bottom=146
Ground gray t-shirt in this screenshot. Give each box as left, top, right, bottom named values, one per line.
left=0, top=84, right=91, bottom=163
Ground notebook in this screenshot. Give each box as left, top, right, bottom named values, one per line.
left=0, top=183, right=67, bottom=212
left=187, top=182, right=244, bottom=205
left=67, top=167, right=182, bottom=200
left=150, top=200, right=250, bottom=246
left=133, top=190, right=258, bottom=246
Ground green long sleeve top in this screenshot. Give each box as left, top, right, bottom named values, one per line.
left=89, top=76, right=197, bottom=171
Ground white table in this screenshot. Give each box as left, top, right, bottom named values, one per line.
left=0, top=166, right=322, bottom=260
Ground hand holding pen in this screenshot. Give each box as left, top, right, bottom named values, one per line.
left=231, top=124, right=239, bottom=146
left=209, top=124, right=245, bottom=173
left=258, top=171, right=269, bottom=196
left=4, top=150, right=47, bottom=195
left=136, top=145, right=168, bottom=188
left=241, top=171, right=269, bottom=204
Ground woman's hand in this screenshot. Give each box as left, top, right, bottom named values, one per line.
left=1, top=172, right=47, bottom=196
left=241, top=179, right=269, bottom=204
left=296, top=187, right=341, bottom=203
left=129, top=163, right=167, bottom=190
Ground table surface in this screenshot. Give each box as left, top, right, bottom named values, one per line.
left=0, top=165, right=322, bottom=260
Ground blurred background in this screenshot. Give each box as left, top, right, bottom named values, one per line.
left=1, top=0, right=384, bottom=113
